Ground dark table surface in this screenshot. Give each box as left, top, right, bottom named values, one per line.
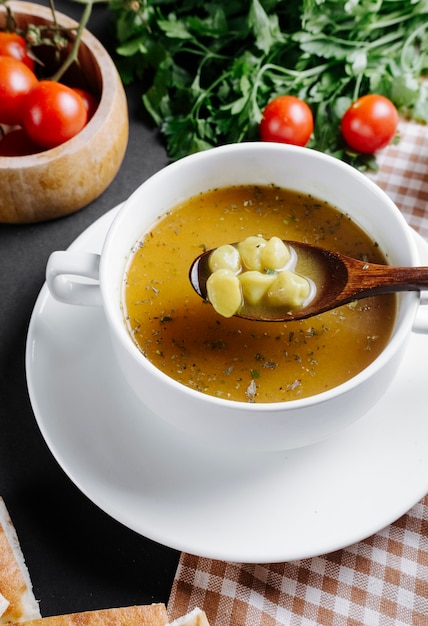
left=0, top=0, right=180, bottom=616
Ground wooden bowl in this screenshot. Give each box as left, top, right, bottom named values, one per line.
left=0, top=1, right=129, bottom=223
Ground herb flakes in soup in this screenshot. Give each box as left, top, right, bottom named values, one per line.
left=122, top=185, right=396, bottom=403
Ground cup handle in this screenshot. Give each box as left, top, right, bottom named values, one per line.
left=412, top=292, right=428, bottom=334
left=46, top=251, right=102, bottom=306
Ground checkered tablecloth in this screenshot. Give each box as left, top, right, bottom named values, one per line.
left=167, top=120, right=428, bottom=626
left=367, top=120, right=428, bottom=238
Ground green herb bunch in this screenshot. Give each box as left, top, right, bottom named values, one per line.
left=110, top=0, right=428, bottom=168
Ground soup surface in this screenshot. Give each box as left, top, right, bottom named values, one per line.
left=122, top=185, right=396, bottom=403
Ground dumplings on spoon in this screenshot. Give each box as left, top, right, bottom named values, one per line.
left=206, top=235, right=311, bottom=318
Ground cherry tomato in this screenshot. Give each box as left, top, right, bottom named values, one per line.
left=341, top=94, right=399, bottom=154
left=0, top=56, right=38, bottom=125
left=22, top=81, right=88, bottom=149
left=73, top=88, right=98, bottom=120
left=260, top=95, right=314, bottom=147
left=0, top=32, right=34, bottom=70
left=0, top=127, right=43, bottom=156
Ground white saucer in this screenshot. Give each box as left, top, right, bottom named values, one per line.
left=26, top=207, right=428, bottom=564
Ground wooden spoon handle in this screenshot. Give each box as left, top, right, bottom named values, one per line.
left=342, top=260, right=428, bottom=300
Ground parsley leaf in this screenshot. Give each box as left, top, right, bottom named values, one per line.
left=109, top=0, right=428, bottom=167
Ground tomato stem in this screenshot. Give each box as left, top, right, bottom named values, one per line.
left=0, top=2, right=15, bottom=32
left=49, top=1, right=93, bottom=82
left=47, top=0, right=59, bottom=28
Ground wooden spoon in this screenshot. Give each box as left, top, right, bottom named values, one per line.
left=189, top=240, right=428, bottom=321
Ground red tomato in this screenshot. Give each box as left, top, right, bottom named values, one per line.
left=73, top=88, right=98, bottom=121
left=341, top=94, right=399, bottom=154
left=0, top=32, right=34, bottom=70
left=260, top=95, right=314, bottom=147
left=0, top=56, right=38, bottom=125
left=0, top=127, right=43, bottom=156
left=22, top=81, right=88, bottom=148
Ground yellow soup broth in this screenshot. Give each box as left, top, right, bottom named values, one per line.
left=122, top=185, right=396, bottom=403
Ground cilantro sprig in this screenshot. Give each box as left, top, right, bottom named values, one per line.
left=109, top=0, right=428, bottom=168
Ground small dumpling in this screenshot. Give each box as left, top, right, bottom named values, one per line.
left=238, top=271, right=276, bottom=305
left=260, top=237, right=290, bottom=271
left=206, top=269, right=243, bottom=318
left=267, top=270, right=311, bottom=309
left=208, top=244, right=241, bottom=273
left=236, top=235, right=267, bottom=271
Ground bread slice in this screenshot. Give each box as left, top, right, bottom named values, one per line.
left=7, top=605, right=169, bottom=626
left=0, top=498, right=41, bottom=623
left=0, top=498, right=207, bottom=626
left=169, top=608, right=210, bottom=626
